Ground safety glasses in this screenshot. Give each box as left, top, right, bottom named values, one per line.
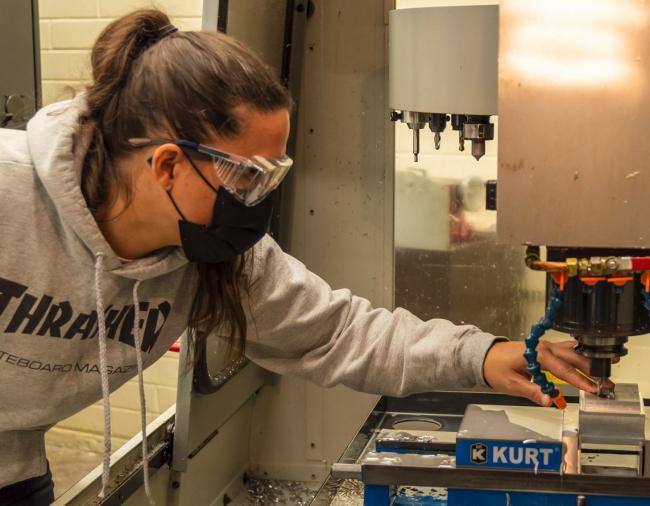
left=128, top=138, right=293, bottom=206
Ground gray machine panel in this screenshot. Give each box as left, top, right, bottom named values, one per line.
left=389, top=6, right=498, bottom=115
left=0, top=0, right=40, bottom=129
left=497, top=0, right=650, bottom=248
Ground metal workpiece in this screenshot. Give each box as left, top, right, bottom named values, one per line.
left=580, top=446, right=643, bottom=477
left=579, top=384, right=645, bottom=446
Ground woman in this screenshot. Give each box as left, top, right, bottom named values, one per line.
left=0, top=9, right=598, bottom=504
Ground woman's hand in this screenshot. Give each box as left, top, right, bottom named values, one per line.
left=483, top=340, right=610, bottom=406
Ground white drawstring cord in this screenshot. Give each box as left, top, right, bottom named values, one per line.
left=94, top=253, right=112, bottom=499
left=132, top=280, right=155, bottom=504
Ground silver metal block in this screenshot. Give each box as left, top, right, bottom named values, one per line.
left=579, top=384, right=645, bottom=446
left=579, top=383, right=645, bottom=476
left=459, top=404, right=564, bottom=443
left=580, top=444, right=642, bottom=477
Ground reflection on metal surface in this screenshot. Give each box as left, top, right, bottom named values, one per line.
left=498, top=0, right=650, bottom=248
left=391, top=419, right=442, bottom=431
left=395, top=241, right=531, bottom=340
left=395, top=160, right=534, bottom=339
left=503, top=0, right=646, bottom=87
left=358, top=451, right=456, bottom=469
left=194, top=332, right=248, bottom=394
left=563, top=435, right=579, bottom=475
left=375, top=427, right=456, bottom=454
left=507, top=0, right=646, bottom=25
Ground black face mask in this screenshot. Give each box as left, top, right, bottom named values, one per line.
left=168, top=158, right=274, bottom=263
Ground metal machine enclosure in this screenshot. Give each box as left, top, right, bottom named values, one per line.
left=0, top=0, right=40, bottom=128
left=388, top=6, right=498, bottom=116
left=497, top=0, right=650, bottom=248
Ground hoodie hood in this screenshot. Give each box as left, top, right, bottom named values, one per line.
left=26, top=94, right=188, bottom=280
left=10, top=95, right=192, bottom=501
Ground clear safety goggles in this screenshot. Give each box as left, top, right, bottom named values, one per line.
left=128, top=138, right=293, bottom=206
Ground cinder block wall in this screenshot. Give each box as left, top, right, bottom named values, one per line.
left=39, top=0, right=203, bottom=105
left=39, top=0, right=202, bottom=451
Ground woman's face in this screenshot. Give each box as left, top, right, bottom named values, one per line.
left=156, top=107, right=290, bottom=226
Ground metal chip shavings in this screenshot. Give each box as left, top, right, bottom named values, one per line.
left=325, top=479, right=364, bottom=505
left=239, top=478, right=319, bottom=505
left=232, top=477, right=445, bottom=505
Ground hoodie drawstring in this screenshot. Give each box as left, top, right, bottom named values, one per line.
left=94, top=253, right=112, bottom=499
left=94, top=255, right=154, bottom=504
left=132, top=279, right=154, bottom=504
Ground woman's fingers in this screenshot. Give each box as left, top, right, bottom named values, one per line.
left=493, top=371, right=553, bottom=407
left=537, top=343, right=598, bottom=394
left=511, top=375, right=552, bottom=407
left=547, top=341, right=592, bottom=374
left=544, top=341, right=617, bottom=390
left=483, top=340, right=613, bottom=406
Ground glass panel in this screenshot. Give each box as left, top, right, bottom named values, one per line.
left=394, top=118, right=545, bottom=342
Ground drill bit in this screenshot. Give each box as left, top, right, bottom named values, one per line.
left=596, top=378, right=615, bottom=399
left=434, top=131, right=441, bottom=150
left=412, top=128, right=420, bottom=162
left=471, top=140, right=486, bottom=161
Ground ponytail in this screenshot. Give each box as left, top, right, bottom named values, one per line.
left=81, top=9, right=173, bottom=213
left=79, top=9, right=291, bottom=361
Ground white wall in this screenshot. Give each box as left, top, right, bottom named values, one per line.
left=39, top=0, right=203, bottom=105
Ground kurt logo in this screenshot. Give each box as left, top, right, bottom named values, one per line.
left=459, top=440, right=561, bottom=471
left=470, top=443, right=487, bottom=464
left=493, top=446, right=555, bottom=467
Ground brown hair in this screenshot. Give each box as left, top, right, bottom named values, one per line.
left=81, top=9, right=292, bottom=361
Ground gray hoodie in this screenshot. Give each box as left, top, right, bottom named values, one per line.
left=0, top=95, right=501, bottom=490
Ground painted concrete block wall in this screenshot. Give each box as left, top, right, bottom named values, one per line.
left=39, top=0, right=203, bottom=105
left=39, top=0, right=202, bottom=451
